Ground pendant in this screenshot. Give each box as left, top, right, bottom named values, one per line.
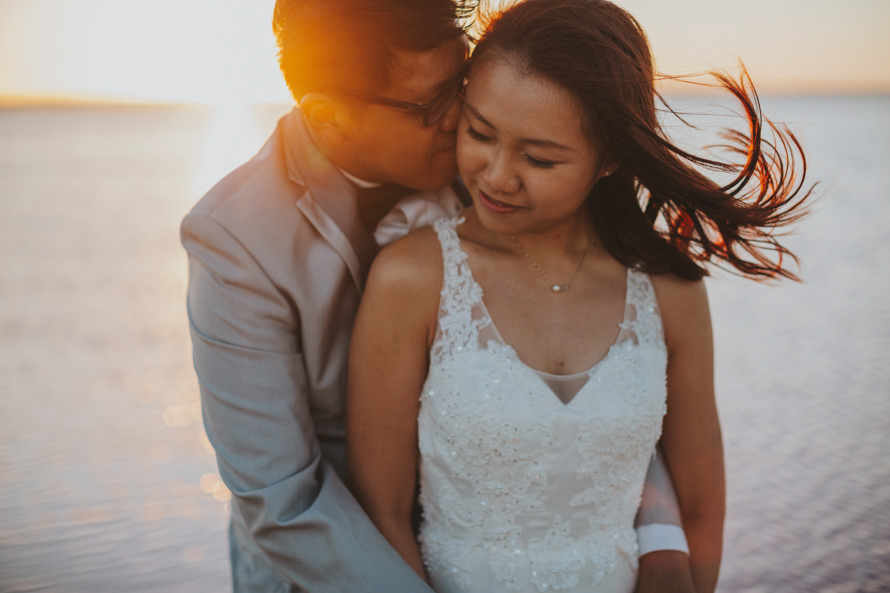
left=552, top=285, right=566, bottom=293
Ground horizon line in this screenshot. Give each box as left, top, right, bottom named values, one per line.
left=3, top=85, right=890, bottom=108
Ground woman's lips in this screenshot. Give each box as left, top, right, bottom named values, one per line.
left=478, top=189, right=519, bottom=214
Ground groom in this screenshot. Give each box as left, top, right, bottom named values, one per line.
left=182, top=0, right=692, bottom=591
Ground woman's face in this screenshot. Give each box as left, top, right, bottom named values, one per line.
left=457, top=56, right=611, bottom=237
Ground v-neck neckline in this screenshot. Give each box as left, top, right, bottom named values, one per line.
left=455, top=236, right=633, bottom=406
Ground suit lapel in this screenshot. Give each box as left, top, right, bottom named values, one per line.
left=282, top=109, right=377, bottom=292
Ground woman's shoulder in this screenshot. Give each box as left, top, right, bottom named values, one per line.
left=368, top=224, right=445, bottom=293
left=361, top=225, right=446, bottom=340
left=648, top=272, right=707, bottom=301
left=648, top=272, right=711, bottom=349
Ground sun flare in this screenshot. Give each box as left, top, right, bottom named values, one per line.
left=0, top=0, right=292, bottom=105
left=192, top=102, right=268, bottom=197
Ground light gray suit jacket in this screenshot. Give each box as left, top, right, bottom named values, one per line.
left=182, top=107, right=462, bottom=593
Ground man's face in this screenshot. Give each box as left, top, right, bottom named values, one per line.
left=338, top=36, right=468, bottom=191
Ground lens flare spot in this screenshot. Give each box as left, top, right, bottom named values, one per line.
left=212, top=483, right=231, bottom=502
left=199, top=473, right=220, bottom=493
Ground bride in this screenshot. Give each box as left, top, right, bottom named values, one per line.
left=346, top=0, right=810, bottom=591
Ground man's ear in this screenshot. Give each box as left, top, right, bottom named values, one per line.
left=300, top=93, right=347, bottom=146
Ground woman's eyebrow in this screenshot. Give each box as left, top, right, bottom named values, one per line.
left=464, top=103, right=495, bottom=129
left=464, top=103, right=576, bottom=152
left=520, top=137, right=575, bottom=151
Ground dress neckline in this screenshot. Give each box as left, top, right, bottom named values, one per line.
left=448, top=226, right=634, bottom=405
left=475, top=284, right=631, bottom=379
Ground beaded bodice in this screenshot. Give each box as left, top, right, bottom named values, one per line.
left=417, top=217, right=668, bottom=593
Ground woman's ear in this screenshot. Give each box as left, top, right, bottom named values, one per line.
left=300, top=93, right=346, bottom=146
left=598, top=162, right=618, bottom=180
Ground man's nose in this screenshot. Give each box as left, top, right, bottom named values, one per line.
left=436, top=93, right=463, bottom=133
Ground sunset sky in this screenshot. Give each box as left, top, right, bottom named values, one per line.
left=1, top=0, right=888, bottom=104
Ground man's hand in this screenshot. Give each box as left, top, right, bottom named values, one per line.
left=635, top=550, right=696, bottom=593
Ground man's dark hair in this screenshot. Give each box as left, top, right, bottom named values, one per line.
left=273, top=0, right=476, bottom=100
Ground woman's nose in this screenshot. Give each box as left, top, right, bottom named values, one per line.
left=483, top=149, right=520, bottom=194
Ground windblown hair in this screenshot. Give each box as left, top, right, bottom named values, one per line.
left=473, top=0, right=812, bottom=280
left=273, top=0, right=477, bottom=100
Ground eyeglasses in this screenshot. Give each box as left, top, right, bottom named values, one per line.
left=332, top=70, right=467, bottom=127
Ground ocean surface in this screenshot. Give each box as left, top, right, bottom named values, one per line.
left=0, top=95, right=888, bottom=592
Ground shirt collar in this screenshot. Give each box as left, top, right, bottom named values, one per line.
left=281, top=107, right=379, bottom=288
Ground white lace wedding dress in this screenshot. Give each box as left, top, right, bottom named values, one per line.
left=417, top=218, right=668, bottom=593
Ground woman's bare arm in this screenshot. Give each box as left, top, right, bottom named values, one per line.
left=346, top=229, right=443, bottom=581
left=653, top=276, right=726, bottom=593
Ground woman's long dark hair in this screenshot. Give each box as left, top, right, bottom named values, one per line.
left=472, top=0, right=812, bottom=280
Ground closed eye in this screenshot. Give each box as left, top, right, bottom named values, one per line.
left=525, top=155, right=556, bottom=169
left=465, top=125, right=491, bottom=142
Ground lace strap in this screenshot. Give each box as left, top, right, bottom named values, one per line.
left=430, top=217, right=485, bottom=361
left=623, top=269, right=665, bottom=347
left=432, top=217, right=465, bottom=295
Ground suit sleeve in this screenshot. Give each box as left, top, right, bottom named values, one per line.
left=181, top=212, right=434, bottom=592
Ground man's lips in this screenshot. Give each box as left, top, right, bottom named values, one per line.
left=478, top=189, right=519, bottom=213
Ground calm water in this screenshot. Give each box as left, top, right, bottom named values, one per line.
left=0, top=96, right=888, bottom=592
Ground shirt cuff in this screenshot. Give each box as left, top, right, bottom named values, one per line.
left=636, top=523, right=689, bottom=556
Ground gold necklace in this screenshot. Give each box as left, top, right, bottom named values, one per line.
left=511, top=234, right=591, bottom=293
